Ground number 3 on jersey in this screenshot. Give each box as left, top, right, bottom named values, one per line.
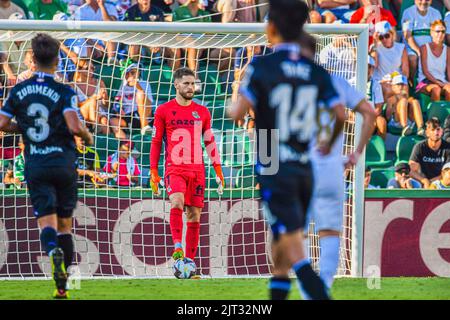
left=27, top=103, right=50, bottom=142
left=270, top=84, right=318, bottom=142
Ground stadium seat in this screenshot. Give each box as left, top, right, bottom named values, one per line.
left=221, top=130, right=254, bottom=167
left=395, top=134, right=425, bottom=165
left=365, top=135, right=393, bottom=168
left=370, top=168, right=395, bottom=188
left=234, top=166, right=256, bottom=189
left=94, top=134, right=119, bottom=168
left=97, top=64, right=123, bottom=97
left=131, top=134, right=151, bottom=168
left=418, top=93, right=431, bottom=116
left=197, top=64, right=224, bottom=99
left=201, top=98, right=235, bottom=131
left=143, top=64, right=176, bottom=102
left=426, top=101, right=450, bottom=124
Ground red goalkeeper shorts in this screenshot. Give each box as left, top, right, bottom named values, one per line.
left=165, top=169, right=205, bottom=208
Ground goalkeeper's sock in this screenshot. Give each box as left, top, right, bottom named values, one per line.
left=170, top=208, right=184, bottom=245
left=269, top=276, right=291, bottom=300
left=293, top=258, right=330, bottom=300
left=40, top=227, right=58, bottom=255
left=185, top=221, right=200, bottom=260
left=58, top=233, right=74, bottom=270
left=319, top=236, right=340, bottom=290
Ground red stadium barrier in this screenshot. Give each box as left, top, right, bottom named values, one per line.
left=0, top=194, right=271, bottom=278
left=364, top=190, right=450, bottom=277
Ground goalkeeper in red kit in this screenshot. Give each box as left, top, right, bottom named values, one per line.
left=149, top=67, right=225, bottom=264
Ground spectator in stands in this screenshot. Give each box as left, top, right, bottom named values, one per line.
left=429, top=161, right=450, bottom=188
left=416, top=19, right=450, bottom=101
left=350, top=0, right=397, bottom=48
left=75, top=135, right=107, bottom=188
left=309, top=0, right=357, bottom=24
left=72, top=58, right=110, bottom=135
left=74, top=0, right=119, bottom=65
left=385, top=74, right=425, bottom=136
left=401, top=0, right=442, bottom=84
left=444, top=12, right=450, bottom=45
left=364, top=166, right=378, bottom=189
left=444, top=114, right=450, bottom=142
left=172, top=0, right=211, bottom=92
left=123, top=0, right=180, bottom=69
left=371, top=21, right=409, bottom=119
left=409, top=117, right=450, bottom=188
left=387, top=162, right=422, bottom=188
left=104, top=140, right=141, bottom=187
left=0, top=11, right=31, bottom=86
left=2, top=136, right=25, bottom=189
left=123, top=0, right=165, bottom=23
left=16, top=49, right=35, bottom=82
left=319, top=35, right=357, bottom=84
left=28, top=0, right=68, bottom=20
left=152, top=0, right=173, bottom=14
left=232, top=45, right=270, bottom=129
left=217, top=0, right=257, bottom=23
left=0, top=0, right=25, bottom=19
left=110, top=63, right=153, bottom=139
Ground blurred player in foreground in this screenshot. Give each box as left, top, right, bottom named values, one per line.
left=0, top=33, right=93, bottom=298
left=300, top=32, right=376, bottom=298
left=230, top=0, right=346, bottom=300
left=149, top=67, right=225, bottom=272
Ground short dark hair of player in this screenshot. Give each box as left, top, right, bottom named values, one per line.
left=31, top=33, right=60, bottom=68
left=173, top=67, right=195, bottom=81
left=268, top=0, right=309, bottom=41
left=426, top=117, right=441, bottom=129
left=299, top=31, right=317, bottom=58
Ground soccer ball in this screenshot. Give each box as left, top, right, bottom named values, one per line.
left=173, top=258, right=196, bottom=279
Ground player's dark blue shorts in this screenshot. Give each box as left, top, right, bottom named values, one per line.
left=257, top=162, right=313, bottom=241
left=24, top=166, right=78, bottom=219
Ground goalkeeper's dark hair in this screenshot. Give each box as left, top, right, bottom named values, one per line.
left=268, top=0, right=309, bottom=41
left=173, top=67, right=195, bottom=80
left=31, top=33, right=60, bottom=68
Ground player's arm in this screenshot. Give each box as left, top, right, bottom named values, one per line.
left=63, top=94, right=93, bottom=145
left=228, top=63, right=257, bottom=123
left=203, top=109, right=225, bottom=192
left=345, top=100, right=376, bottom=167
left=318, top=71, right=346, bottom=155
left=0, top=89, right=20, bottom=134
left=0, top=114, right=20, bottom=134
left=338, top=78, right=376, bottom=166
left=149, top=106, right=165, bottom=194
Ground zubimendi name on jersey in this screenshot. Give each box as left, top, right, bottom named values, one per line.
left=16, top=84, right=61, bottom=103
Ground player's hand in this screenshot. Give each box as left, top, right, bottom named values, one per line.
left=344, top=150, right=362, bottom=169
left=317, top=140, right=332, bottom=156
left=214, top=164, right=225, bottom=195
left=84, top=132, right=94, bottom=146
left=150, top=168, right=162, bottom=196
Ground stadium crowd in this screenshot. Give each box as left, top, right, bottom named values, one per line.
left=0, top=0, right=450, bottom=189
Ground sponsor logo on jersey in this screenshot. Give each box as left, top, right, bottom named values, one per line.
left=171, top=119, right=196, bottom=126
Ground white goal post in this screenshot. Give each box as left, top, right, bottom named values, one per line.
left=0, top=21, right=368, bottom=279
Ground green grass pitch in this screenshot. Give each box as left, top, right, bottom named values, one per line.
left=0, top=277, right=449, bottom=300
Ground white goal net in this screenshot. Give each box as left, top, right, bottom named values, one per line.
left=0, top=21, right=368, bottom=279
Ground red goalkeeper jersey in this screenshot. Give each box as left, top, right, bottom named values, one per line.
left=150, top=99, right=221, bottom=173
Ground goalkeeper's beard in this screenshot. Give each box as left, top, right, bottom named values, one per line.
left=180, top=91, right=194, bottom=101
